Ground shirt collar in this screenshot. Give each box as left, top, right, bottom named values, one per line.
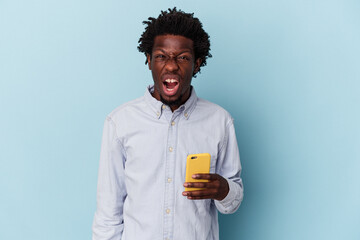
left=144, top=85, right=198, bottom=120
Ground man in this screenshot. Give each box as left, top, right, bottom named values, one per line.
left=92, top=8, right=243, bottom=240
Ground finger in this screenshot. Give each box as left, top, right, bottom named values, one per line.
left=192, top=173, right=218, bottom=180
left=183, top=189, right=217, bottom=197
left=184, top=181, right=218, bottom=189
left=187, top=195, right=213, bottom=200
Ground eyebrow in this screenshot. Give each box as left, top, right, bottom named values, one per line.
left=152, top=49, right=193, bottom=55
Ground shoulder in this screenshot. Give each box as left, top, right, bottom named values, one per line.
left=195, top=97, right=233, bottom=123
left=107, top=96, right=147, bottom=121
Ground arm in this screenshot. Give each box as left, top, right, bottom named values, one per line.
left=182, top=119, right=243, bottom=214
left=92, top=116, right=127, bottom=239
left=214, top=119, right=243, bottom=214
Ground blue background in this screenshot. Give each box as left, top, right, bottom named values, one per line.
left=1, top=0, right=359, bottom=239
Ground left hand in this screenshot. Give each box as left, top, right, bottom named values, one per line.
left=182, top=173, right=229, bottom=201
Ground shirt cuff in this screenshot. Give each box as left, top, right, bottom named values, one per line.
left=214, top=178, right=242, bottom=214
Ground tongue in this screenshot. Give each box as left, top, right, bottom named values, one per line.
left=166, top=82, right=177, bottom=89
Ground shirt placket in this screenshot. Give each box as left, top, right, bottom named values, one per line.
left=163, top=107, right=181, bottom=240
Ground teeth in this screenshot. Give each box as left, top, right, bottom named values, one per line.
left=165, top=79, right=178, bottom=83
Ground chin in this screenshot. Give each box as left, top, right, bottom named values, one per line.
left=160, top=94, right=183, bottom=107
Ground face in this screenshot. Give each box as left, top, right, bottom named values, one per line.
left=147, top=35, right=201, bottom=111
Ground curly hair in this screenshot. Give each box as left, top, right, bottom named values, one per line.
left=137, top=7, right=212, bottom=76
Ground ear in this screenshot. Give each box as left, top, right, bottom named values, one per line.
left=193, top=58, right=202, bottom=74
left=146, top=54, right=152, bottom=70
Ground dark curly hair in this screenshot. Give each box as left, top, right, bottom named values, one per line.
left=137, top=7, right=212, bottom=77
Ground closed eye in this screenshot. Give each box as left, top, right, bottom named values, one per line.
left=177, top=55, right=191, bottom=61
left=155, top=54, right=166, bottom=59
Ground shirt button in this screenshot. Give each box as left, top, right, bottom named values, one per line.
left=162, top=105, right=166, bottom=109
left=171, top=121, right=175, bottom=126
left=184, top=112, right=188, bottom=117
left=167, top=178, right=172, bottom=183
left=166, top=209, right=170, bottom=214
left=156, top=111, right=160, bottom=116
left=169, top=147, right=173, bottom=152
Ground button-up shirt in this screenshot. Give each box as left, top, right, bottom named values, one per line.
left=92, top=85, right=243, bottom=240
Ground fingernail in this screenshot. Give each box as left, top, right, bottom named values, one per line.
left=192, top=174, right=197, bottom=178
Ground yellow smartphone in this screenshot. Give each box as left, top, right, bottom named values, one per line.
left=185, top=153, right=211, bottom=191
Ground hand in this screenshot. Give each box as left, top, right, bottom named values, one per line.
left=182, top=174, right=229, bottom=201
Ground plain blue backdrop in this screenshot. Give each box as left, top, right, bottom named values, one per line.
left=0, top=0, right=359, bottom=239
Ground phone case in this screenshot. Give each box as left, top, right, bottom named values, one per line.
left=185, top=153, right=211, bottom=191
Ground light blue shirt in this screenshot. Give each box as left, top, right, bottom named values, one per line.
left=92, top=85, right=243, bottom=240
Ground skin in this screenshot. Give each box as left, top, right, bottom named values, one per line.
left=147, top=34, right=229, bottom=201
left=147, top=34, right=201, bottom=112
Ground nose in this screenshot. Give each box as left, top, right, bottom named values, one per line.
left=164, top=57, right=179, bottom=72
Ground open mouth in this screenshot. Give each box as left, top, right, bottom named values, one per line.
left=162, top=79, right=179, bottom=96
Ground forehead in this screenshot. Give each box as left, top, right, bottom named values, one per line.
left=152, top=35, right=194, bottom=53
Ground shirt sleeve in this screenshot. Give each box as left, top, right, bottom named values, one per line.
left=214, top=119, right=244, bottom=214
left=92, top=116, right=127, bottom=240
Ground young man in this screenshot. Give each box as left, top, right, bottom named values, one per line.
left=92, top=8, right=243, bottom=240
